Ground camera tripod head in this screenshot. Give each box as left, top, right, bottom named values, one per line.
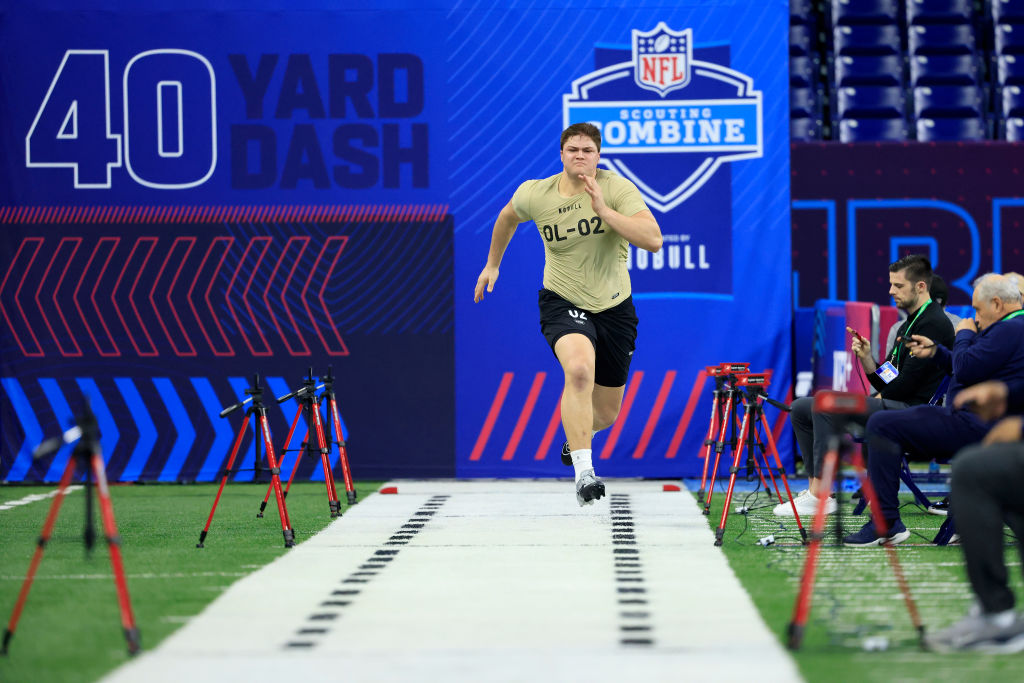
left=219, top=374, right=266, bottom=418
left=813, top=390, right=868, bottom=439
left=32, top=400, right=102, bottom=460
left=276, top=367, right=325, bottom=405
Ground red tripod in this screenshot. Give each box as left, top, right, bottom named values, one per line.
left=263, top=369, right=341, bottom=517
left=697, top=362, right=749, bottom=506
left=1, top=402, right=140, bottom=656
left=197, top=375, right=294, bottom=548
left=711, top=371, right=807, bottom=546
left=787, top=391, right=925, bottom=650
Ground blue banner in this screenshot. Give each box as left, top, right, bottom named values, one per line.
left=0, top=1, right=791, bottom=481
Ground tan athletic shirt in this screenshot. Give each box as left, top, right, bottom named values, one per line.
left=511, top=169, right=649, bottom=313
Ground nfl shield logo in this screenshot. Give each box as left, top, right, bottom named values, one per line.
left=632, top=23, right=692, bottom=96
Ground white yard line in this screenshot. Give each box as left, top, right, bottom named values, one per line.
left=102, top=480, right=802, bottom=683
left=0, top=485, right=82, bottom=511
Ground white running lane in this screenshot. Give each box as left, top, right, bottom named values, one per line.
left=102, top=480, right=801, bottom=682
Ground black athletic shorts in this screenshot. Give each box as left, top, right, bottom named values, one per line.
left=538, top=288, right=638, bottom=388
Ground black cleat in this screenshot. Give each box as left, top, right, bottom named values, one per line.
left=575, top=469, right=605, bottom=506
left=560, top=441, right=573, bottom=466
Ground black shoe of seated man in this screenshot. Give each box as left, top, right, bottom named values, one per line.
left=560, top=441, right=572, bottom=466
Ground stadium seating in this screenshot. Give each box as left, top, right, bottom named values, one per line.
left=916, top=116, right=987, bottom=140
left=992, top=0, right=1024, bottom=25
left=835, top=54, right=904, bottom=86
left=834, top=23, right=902, bottom=55
left=831, top=0, right=900, bottom=25
left=792, top=115, right=823, bottom=141
left=906, top=0, right=974, bottom=25
left=908, top=23, right=976, bottom=55
left=836, top=85, right=906, bottom=119
left=790, top=0, right=1024, bottom=140
left=913, top=84, right=984, bottom=119
left=839, top=117, right=909, bottom=141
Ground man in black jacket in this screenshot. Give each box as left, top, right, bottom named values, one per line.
left=926, top=378, right=1024, bottom=652
left=781, top=254, right=954, bottom=517
left=845, top=272, right=1024, bottom=546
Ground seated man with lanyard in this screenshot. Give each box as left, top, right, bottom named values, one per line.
left=845, top=272, right=1024, bottom=546
left=780, top=254, right=953, bottom=517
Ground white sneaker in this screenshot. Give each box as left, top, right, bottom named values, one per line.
left=773, top=491, right=837, bottom=517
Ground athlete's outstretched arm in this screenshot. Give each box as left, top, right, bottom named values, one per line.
left=579, top=174, right=662, bottom=252
left=474, top=200, right=523, bottom=302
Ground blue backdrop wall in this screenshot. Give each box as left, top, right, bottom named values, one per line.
left=0, top=1, right=793, bottom=482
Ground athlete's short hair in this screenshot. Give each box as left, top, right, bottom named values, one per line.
left=560, top=123, right=601, bottom=151
left=889, top=254, right=933, bottom=289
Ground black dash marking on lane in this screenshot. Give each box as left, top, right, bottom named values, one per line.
left=608, top=495, right=656, bottom=649
left=284, top=495, right=451, bottom=650
left=621, top=638, right=654, bottom=646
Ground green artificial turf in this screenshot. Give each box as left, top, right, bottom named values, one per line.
left=705, top=484, right=1024, bottom=682
left=0, top=481, right=381, bottom=683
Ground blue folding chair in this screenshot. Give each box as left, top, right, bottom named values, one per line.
left=907, top=0, right=974, bottom=25
left=1005, top=116, right=1024, bottom=140
left=791, top=115, right=823, bottom=141
left=839, top=116, right=909, bottom=141
left=910, top=54, right=981, bottom=86
left=835, top=54, right=905, bottom=87
left=833, top=24, right=902, bottom=55
left=908, top=23, right=977, bottom=55
left=996, top=23, right=1024, bottom=55
left=916, top=116, right=987, bottom=140
left=831, top=0, right=900, bottom=25
left=913, top=85, right=984, bottom=119
left=836, top=85, right=906, bottom=119
left=993, top=0, right=1024, bottom=25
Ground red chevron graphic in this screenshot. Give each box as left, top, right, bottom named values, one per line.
left=632, top=370, right=677, bottom=459
left=263, top=236, right=311, bottom=356
left=74, top=237, right=121, bottom=356
left=665, top=369, right=708, bottom=459
left=599, top=371, right=643, bottom=460
left=149, top=237, right=197, bottom=356
left=226, top=236, right=273, bottom=357
left=0, top=237, right=45, bottom=357
left=112, top=237, right=159, bottom=356
left=35, top=237, right=83, bottom=356
left=302, top=235, right=349, bottom=356
left=502, top=372, right=547, bottom=461
left=533, top=397, right=563, bottom=461
left=188, top=237, right=235, bottom=356
left=470, top=372, right=515, bottom=461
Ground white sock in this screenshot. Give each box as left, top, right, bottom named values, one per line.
left=571, top=449, right=593, bottom=482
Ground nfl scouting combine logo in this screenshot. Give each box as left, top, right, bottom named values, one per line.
left=563, top=23, right=763, bottom=213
